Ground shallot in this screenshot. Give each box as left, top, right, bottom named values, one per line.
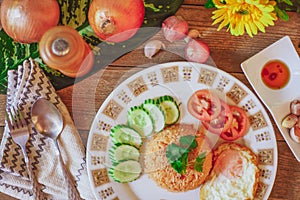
left=185, top=38, right=210, bottom=63
left=162, top=15, right=188, bottom=43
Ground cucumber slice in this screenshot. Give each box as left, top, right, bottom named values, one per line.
left=109, top=160, right=142, bottom=183
left=110, top=125, right=142, bottom=148
left=109, top=144, right=140, bottom=163
left=127, top=106, right=154, bottom=137
left=142, top=99, right=165, bottom=133
left=158, top=95, right=180, bottom=125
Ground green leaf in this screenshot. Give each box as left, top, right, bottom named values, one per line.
left=194, top=152, right=206, bottom=172
left=275, top=6, right=290, bottom=21
left=180, top=152, right=189, bottom=174
left=58, top=0, right=90, bottom=29
left=170, top=160, right=183, bottom=174
left=166, top=142, right=189, bottom=174
left=166, top=143, right=187, bottom=162
left=205, top=0, right=216, bottom=8
left=179, top=135, right=198, bottom=150
left=281, top=0, right=293, bottom=6
left=169, top=152, right=188, bottom=174
left=167, top=135, right=200, bottom=174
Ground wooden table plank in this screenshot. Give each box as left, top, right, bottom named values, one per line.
left=113, top=8, right=300, bottom=74
left=1, top=2, right=300, bottom=199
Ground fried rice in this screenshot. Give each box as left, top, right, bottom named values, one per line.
left=143, top=123, right=213, bottom=192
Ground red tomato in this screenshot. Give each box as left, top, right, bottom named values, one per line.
left=187, top=89, right=222, bottom=121
left=220, top=106, right=249, bottom=141
left=202, top=101, right=233, bottom=134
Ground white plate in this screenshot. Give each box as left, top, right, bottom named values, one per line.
left=87, top=62, right=277, bottom=200
left=241, top=36, right=300, bottom=162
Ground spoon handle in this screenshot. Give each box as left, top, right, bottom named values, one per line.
left=55, top=141, right=82, bottom=200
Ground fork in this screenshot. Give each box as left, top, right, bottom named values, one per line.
left=6, top=106, right=41, bottom=199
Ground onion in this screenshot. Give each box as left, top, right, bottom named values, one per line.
left=88, top=0, right=145, bottom=43
left=0, top=0, right=60, bottom=44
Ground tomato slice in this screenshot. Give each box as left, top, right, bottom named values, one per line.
left=220, top=105, right=249, bottom=141
left=202, top=100, right=233, bottom=134
left=187, top=89, right=222, bottom=121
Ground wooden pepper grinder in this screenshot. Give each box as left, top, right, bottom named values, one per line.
left=39, top=25, right=94, bottom=78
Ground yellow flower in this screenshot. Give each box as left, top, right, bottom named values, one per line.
left=212, top=0, right=278, bottom=37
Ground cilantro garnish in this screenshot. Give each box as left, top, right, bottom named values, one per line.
left=179, top=135, right=198, bottom=149
left=166, top=135, right=206, bottom=174
left=194, top=152, right=206, bottom=172
left=166, top=143, right=189, bottom=174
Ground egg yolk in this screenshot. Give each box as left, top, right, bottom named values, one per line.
left=214, top=149, right=244, bottom=179
left=261, top=60, right=290, bottom=90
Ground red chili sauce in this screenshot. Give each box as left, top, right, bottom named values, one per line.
left=261, top=60, right=290, bottom=90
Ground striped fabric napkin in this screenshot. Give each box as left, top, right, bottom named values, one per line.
left=0, top=58, right=95, bottom=200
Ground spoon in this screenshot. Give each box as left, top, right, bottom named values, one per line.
left=31, top=98, right=81, bottom=200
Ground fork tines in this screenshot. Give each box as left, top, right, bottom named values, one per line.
left=6, top=107, right=27, bottom=131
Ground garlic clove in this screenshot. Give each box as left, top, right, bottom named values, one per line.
left=281, top=113, right=298, bottom=128
left=290, top=127, right=300, bottom=143
left=290, top=100, right=300, bottom=116
left=144, top=40, right=165, bottom=59
left=184, top=29, right=201, bottom=43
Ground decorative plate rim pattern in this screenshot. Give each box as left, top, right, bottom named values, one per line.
left=86, top=61, right=278, bottom=200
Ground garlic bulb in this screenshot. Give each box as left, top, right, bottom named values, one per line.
left=144, top=40, right=165, bottom=59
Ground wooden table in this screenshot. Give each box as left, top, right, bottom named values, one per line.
left=1, top=0, right=300, bottom=199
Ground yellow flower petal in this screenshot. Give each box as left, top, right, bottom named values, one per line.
left=245, top=23, right=254, bottom=37
left=212, top=9, right=228, bottom=19
left=217, top=18, right=230, bottom=30
left=211, top=0, right=276, bottom=37
left=249, top=21, right=258, bottom=35
left=254, top=20, right=266, bottom=32
left=238, top=21, right=245, bottom=35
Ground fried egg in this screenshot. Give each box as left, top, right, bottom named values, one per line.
left=200, top=143, right=260, bottom=200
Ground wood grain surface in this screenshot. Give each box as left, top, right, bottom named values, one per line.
left=1, top=0, right=300, bottom=199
